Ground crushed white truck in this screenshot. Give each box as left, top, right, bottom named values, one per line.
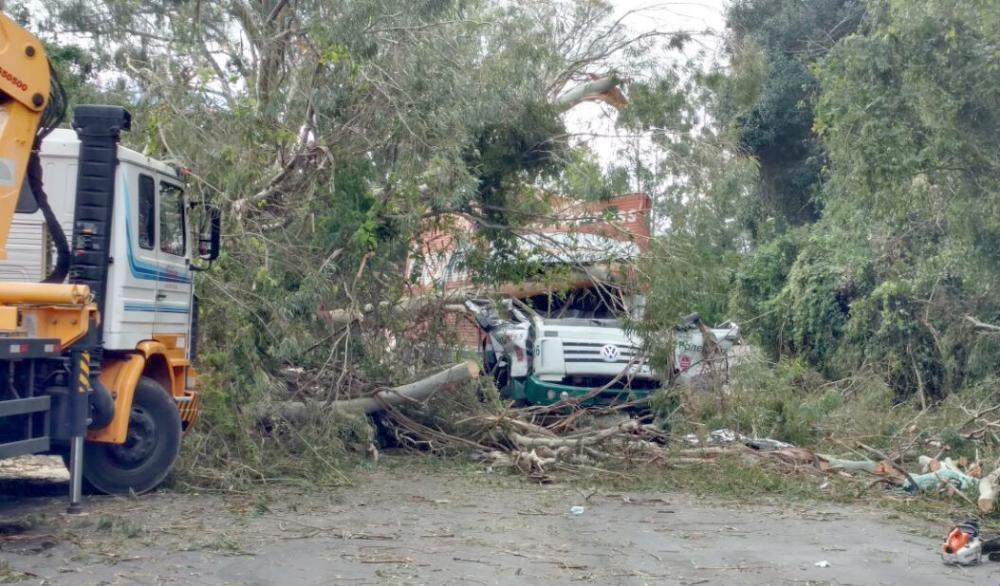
left=467, top=298, right=740, bottom=406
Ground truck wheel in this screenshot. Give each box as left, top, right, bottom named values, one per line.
left=81, top=377, right=182, bottom=495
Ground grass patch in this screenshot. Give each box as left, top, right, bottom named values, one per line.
left=660, top=356, right=908, bottom=449
left=0, top=561, right=30, bottom=584
left=96, top=516, right=147, bottom=538
left=569, top=452, right=853, bottom=505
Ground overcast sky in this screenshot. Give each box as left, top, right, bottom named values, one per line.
left=566, top=0, right=728, bottom=169
left=615, top=0, right=727, bottom=33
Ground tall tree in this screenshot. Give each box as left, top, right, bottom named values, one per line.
left=719, top=0, right=864, bottom=236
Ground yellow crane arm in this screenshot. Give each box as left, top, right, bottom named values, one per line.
left=0, top=13, right=50, bottom=260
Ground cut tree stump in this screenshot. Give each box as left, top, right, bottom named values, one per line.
left=979, top=467, right=1000, bottom=513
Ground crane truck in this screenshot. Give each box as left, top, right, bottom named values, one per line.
left=0, top=14, right=220, bottom=511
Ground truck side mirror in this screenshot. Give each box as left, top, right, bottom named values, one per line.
left=190, top=203, right=221, bottom=271
left=201, top=204, right=222, bottom=261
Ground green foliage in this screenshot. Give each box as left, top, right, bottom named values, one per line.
left=801, top=0, right=1000, bottom=396
left=549, top=146, right=627, bottom=202
left=841, top=280, right=944, bottom=396
left=642, top=235, right=734, bottom=328
left=782, top=230, right=873, bottom=374
left=621, top=62, right=760, bottom=252
left=682, top=357, right=842, bottom=447
left=19, top=0, right=700, bottom=483
left=714, top=0, right=1000, bottom=402
left=635, top=231, right=738, bottom=371
left=729, top=228, right=804, bottom=358
left=33, top=0, right=1000, bottom=482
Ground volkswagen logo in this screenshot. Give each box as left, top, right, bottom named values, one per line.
left=601, top=344, right=620, bottom=362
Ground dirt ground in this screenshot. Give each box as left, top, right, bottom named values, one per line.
left=1, top=456, right=997, bottom=586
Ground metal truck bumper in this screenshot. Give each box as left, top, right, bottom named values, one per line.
left=519, top=375, right=661, bottom=407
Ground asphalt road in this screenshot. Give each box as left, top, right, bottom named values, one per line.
left=0, top=458, right=996, bottom=585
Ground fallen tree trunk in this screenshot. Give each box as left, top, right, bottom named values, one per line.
left=341, top=360, right=480, bottom=413
left=259, top=361, right=480, bottom=422
left=323, top=269, right=614, bottom=324
left=323, top=292, right=472, bottom=324
left=554, top=75, right=626, bottom=110
left=859, top=443, right=920, bottom=492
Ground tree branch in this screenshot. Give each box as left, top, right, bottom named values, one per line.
left=266, top=0, right=293, bottom=23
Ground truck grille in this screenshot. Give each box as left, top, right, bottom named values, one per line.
left=562, top=376, right=661, bottom=391
left=562, top=341, right=641, bottom=365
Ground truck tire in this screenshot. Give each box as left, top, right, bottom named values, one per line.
left=80, top=377, right=182, bottom=495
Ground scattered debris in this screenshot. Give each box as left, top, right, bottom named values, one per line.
left=256, top=351, right=1000, bottom=524
left=814, top=560, right=831, bottom=568
left=902, top=470, right=977, bottom=493
left=683, top=428, right=743, bottom=446
left=746, top=438, right=794, bottom=451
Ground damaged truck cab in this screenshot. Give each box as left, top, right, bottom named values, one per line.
left=471, top=299, right=741, bottom=406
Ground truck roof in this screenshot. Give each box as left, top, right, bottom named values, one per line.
left=41, top=128, right=180, bottom=180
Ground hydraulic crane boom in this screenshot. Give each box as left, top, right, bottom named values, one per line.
left=0, top=13, right=53, bottom=260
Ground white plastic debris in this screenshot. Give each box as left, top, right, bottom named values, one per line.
left=814, top=561, right=831, bottom=568
left=684, top=428, right=795, bottom=451
left=570, top=506, right=585, bottom=515
left=684, top=428, right=744, bottom=446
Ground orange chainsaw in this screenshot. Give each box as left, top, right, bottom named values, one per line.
left=942, top=520, right=1000, bottom=565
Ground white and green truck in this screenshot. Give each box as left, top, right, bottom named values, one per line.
left=468, top=298, right=740, bottom=406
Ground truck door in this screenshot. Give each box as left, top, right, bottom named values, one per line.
left=116, top=171, right=159, bottom=339
left=153, top=179, right=193, bottom=344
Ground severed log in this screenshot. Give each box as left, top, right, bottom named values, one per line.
left=858, top=443, right=920, bottom=492
left=919, top=455, right=964, bottom=474
left=554, top=75, right=627, bottom=111
left=979, top=465, right=1000, bottom=513
left=259, top=361, right=480, bottom=422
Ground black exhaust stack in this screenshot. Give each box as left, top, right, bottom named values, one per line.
left=67, top=105, right=131, bottom=429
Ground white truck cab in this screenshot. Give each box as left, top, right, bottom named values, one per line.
left=470, top=298, right=740, bottom=406
left=6, top=129, right=196, bottom=351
